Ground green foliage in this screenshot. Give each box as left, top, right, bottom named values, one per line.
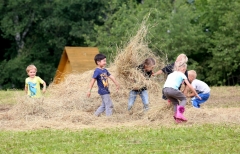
left=197, top=0, right=240, bottom=85
left=0, top=0, right=112, bottom=89
left=0, top=125, right=239, bottom=153
left=0, top=57, right=26, bottom=89
left=0, top=0, right=240, bottom=87
left=93, top=0, right=240, bottom=85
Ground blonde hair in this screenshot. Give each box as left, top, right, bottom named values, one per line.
left=26, top=64, right=37, bottom=73
left=188, top=70, right=197, bottom=78
left=176, top=53, right=188, bottom=63
left=174, top=61, right=187, bottom=71
left=143, top=58, right=156, bottom=67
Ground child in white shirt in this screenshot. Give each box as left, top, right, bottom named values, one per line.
left=188, top=70, right=210, bottom=108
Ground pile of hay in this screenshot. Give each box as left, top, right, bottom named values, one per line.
left=0, top=21, right=169, bottom=130
left=0, top=21, right=240, bottom=130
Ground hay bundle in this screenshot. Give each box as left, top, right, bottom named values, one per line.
left=114, top=21, right=164, bottom=91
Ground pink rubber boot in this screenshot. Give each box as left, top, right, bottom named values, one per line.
left=173, top=112, right=182, bottom=123
left=175, top=105, right=187, bottom=121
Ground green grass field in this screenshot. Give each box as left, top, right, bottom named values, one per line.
left=0, top=125, right=239, bottom=153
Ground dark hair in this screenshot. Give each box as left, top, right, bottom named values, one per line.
left=94, top=53, right=106, bottom=65
left=144, top=58, right=155, bottom=66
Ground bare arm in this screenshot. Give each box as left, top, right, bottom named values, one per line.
left=108, top=75, right=120, bottom=91
left=25, top=85, right=28, bottom=94
left=188, top=91, right=196, bottom=97
left=182, top=84, right=189, bottom=96
left=152, top=70, right=163, bottom=76
left=42, top=81, right=46, bottom=93
left=184, top=79, right=201, bottom=100
left=87, top=78, right=96, bottom=97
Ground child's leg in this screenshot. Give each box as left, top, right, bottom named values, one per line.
left=165, top=88, right=187, bottom=106
left=139, top=90, right=149, bottom=111
left=128, top=90, right=138, bottom=110
left=163, top=87, right=187, bottom=121
left=192, top=93, right=210, bottom=108
left=162, top=89, right=168, bottom=100
left=103, top=94, right=114, bottom=116
left=95, top=95, right=107, bottom=116
left=163, top=88, right=180, bottom=112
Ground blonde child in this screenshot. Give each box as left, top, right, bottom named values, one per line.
left=163, top=62, right=201, bottom=123
left=152, top=54, right=189, bottom=103
left=187, top=70, right=210, bottom=108
left=128, top=58, right=156, bottom=112
left=87, top=53, right=120, bottom=116
left=152, top=54, right=188, bottom=76
left=25, top=64, right=46, bottom=98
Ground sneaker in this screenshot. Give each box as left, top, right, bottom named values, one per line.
left=128, top=109, right=133, bottom=115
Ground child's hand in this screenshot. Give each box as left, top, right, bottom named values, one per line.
left=132, top=87, right=139, bottom=90
left=42, top=88, right=46, bottom=94
left=87, top=91, right=91, bottom=98
left=196, top=95, right=201, bottom=100
left=116, top=84, right=120, bottom=92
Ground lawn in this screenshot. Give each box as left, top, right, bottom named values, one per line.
left=0, top=90, right=25, bottom=105
left=0, top=124, right=239, bottom=154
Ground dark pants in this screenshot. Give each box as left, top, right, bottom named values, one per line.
left=163, top=87, right=187, bottom=112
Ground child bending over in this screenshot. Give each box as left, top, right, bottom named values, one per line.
left=152, top=54, right=189, bottom=101
left=163, top=62, right=201, bottom=123
left=128, top=58, right=156, bottom=113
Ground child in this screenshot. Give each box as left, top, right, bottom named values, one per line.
left=25, top=64, right=46, bottom=98
left=187, top=70, right=210, bottom=108
left=163, top=62, right=201, bottom=123
left=152, top=54, right=189, bottom=104
left=152, top=53, right=188, bottom=76
left=87, top=53, right=120, bottom=116
left=128, top=58, right=155, bottom=113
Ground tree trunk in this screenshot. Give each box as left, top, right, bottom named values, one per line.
left=14, top=13, right=34, bottom=55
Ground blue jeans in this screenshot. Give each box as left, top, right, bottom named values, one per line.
left=128, top=90, right=149, bottom=111
left=191, top=93, right=210, bottom=108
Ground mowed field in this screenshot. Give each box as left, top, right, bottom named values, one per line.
left=0, top=86, right=239, bottom=153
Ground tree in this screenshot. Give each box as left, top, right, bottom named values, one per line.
left=0, top=0, right=43, bottom=56
left=195, top=0, right=240, bottom=85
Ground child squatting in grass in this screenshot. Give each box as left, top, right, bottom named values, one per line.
left=187, top=70, right=211, bottom=108
left=127, top=58, right=156, bottom=113
left=163, top=62, right=201, bottom=123
left=25, top=64, right=46, bottom=98
left=87, top=53, right=120, bottom=116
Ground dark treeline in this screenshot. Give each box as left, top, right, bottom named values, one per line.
left=0, top=0, right=240, bottom=89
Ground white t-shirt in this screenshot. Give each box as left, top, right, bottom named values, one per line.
left=164, top=71, right=187, bottom=90
left=191, top=79, right=210, bottom=94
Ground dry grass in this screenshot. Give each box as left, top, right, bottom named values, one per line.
left=0, top=22, right=240, bottom=131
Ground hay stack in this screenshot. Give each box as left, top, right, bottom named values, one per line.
left=1, top=20, right=239, bottom=131
left=0, top=21, right=169, bottom=130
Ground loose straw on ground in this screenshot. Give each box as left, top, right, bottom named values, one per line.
left=0, top=19, right=240, bottom=130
